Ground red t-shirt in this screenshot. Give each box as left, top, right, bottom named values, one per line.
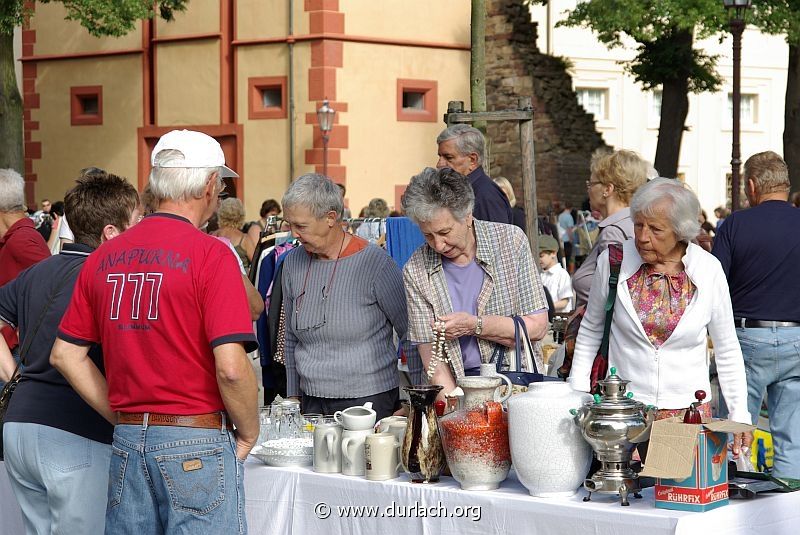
left=58, top=213, right=257, bottom=414
left=0, top=217, right=50, bottom=348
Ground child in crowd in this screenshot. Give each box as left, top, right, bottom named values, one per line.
left=538, top=235, right=574, bottom=313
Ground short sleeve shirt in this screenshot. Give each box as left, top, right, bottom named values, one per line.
left=58, top=213, right=257, bottom=414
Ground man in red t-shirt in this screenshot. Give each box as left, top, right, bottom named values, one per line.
left=51, top=130, right=259, bottom=534
left=0, top=168, right=50, bottom=354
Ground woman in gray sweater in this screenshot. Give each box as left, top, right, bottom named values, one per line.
left=281, top=174, right=407, bottom=420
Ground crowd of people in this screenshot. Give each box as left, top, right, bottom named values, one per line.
left=0, top=122, right=797, bottom=534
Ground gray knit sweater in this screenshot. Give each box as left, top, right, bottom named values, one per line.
left=282, top=244, right=407, bottom=398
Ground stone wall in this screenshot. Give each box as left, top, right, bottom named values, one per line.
left=484, top=0, right=607, bottom=214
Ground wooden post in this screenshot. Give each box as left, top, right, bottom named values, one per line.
left=517, top=97, right=539, bottom=261
left=470, top=0, right=487, bottom=133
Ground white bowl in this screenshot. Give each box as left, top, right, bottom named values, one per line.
left=250, top=438, right=313, bottom=467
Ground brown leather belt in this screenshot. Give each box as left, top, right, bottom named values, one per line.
left=118, top=412, right=232, bottom=431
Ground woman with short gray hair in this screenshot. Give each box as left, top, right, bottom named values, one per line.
left=281, top=174, right=407, bottom=421
left=402, top=167, right=549, bottom=400
left=571, top=178, right=752, bottom=457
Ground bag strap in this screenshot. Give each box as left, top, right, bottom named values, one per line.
left=602, top=223, right=631, bottom=240
left=16, top=261, right=83, bottom=368
left=597, top=244, right=623, bottom=361
left=491, top=316, right=541, bottom=375
left=513, top=316, right=541, bottom=375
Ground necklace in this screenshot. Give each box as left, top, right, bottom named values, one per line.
left=426, top=320, right=450, bottom=379
left=296, top=231, right=347, bottom=315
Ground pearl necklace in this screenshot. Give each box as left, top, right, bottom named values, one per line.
left=426, top=320, right=450, bottom=379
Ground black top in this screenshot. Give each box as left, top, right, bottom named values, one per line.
left=468, top=166, right=513, bottom=225
left=0, top=243, right=113, bottom=444
left=711, top=200, right=800, bottom=322
left=511, top=205, right=526, bottom=233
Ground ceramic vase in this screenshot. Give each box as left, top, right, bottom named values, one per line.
left=401, top=385, right=445, bottom=483
left=439, top=400, right=510, bottom=490
left=507, top=382, right=593, bottom=497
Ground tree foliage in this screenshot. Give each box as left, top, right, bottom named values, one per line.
left=0, top=0, right=188, bottom=37
left=531, top=0, right=730, bottom=94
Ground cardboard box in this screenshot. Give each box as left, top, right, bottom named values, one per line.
left=640, top=418, right=755, bottom=512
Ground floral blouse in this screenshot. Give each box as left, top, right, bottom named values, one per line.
left=626, top=264, right=696, bottom=348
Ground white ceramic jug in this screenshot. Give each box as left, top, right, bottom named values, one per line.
left=313, top=418, right=342, bottom=473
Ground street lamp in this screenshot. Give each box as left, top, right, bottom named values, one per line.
left=316, top=99, right=336, bottom=178
left=723, top=0, right=751, bottom=211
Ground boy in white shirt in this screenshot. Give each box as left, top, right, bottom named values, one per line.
left=538, top=235, right=574, bottom=313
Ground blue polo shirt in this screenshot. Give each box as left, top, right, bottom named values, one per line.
left=711, top=200, right=800, bottom=322
left=0, top=243, right=112, bottom=444
left=468, top=166, right=513, bottom=225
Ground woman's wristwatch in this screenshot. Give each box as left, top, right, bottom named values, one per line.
left=474, top=315, right=483, bottom=336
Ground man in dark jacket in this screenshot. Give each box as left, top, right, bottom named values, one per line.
left=436, top=124, right=513, bottom=224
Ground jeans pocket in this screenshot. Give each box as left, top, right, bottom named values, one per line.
left=108, top=446, right=128, bottom=509
left=155, top=447, right=226, bottom=515
left=39, top=429, right=90, bottom=473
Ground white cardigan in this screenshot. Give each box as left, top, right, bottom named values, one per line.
left=569, top=240, right=751, bottom=424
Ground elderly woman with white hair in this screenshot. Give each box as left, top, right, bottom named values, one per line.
left=570, top=178, right=753, bottom=456
left=402, top=167, right=549, bottom=400
left=281, top=174, right=407, bottom=420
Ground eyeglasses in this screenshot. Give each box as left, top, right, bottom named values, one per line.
left=585, top=180, right=603, bottom=188
left=293, top=287, right=328, bottom=332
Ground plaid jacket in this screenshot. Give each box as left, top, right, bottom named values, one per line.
left=403, top=220, right=548, bottom=379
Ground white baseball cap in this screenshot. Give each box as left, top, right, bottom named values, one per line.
left=151, top=129, right=239, bottom=178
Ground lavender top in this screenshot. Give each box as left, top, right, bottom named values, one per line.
left=442, top=257, right=485, bottom=372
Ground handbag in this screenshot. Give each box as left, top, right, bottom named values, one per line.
left=557, top=243, right=624, bottom=385
left=0, top=263, right=81, bottom=460
left=491, top=316, right=562, bottom=391
left=589, top=243, right=624, bottom=393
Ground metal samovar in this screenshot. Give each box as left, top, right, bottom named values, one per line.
left=570, top=368, right=657, bottom=506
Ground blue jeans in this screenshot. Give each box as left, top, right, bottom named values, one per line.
left=106, top=416, right=246, bottom=535
left=737, top=326, right=800, bottom=479
left=3, top=422, right=111, bottom=535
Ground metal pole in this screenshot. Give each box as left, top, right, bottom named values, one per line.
left=730, top=18, right=744, bottom=212
left=518, top=97, right=539, bottom=261
left=322, top=134, right=329, bottom=178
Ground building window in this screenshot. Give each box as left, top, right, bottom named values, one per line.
left=248, top=76, right=287, bottom=120
left=727, top=93, right=758, bottom=124
left=397, top=79, right=437, bottom=122
left=576, top=87, right=608, bottom=120
left=70, top=86, right=103, bottom=126
left=650, top=90, right=662, bottom=121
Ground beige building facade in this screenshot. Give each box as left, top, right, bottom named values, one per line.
left=21, top=0, right=470, bottom=219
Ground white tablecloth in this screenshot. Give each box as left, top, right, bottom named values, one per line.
left=0, top=462, right=24, bottom=535
left=244, top=460, right=800, bottom=535
left=4, top=457, right=798, bottom=535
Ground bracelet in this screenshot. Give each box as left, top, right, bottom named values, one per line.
left=474, top=315, right=483, bottom=336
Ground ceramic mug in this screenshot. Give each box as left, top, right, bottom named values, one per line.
left=334, top=405, right=377, bottom=431
left=365, top=432, right=402, bottom=481
left=341, top=428, right=373, bottom=476
left=377, top=415, right=407, bottom=433
left=313, top=419, right=342, bottom=473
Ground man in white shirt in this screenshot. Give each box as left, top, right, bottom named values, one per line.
left=538, top=235, right=573, bottom=313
